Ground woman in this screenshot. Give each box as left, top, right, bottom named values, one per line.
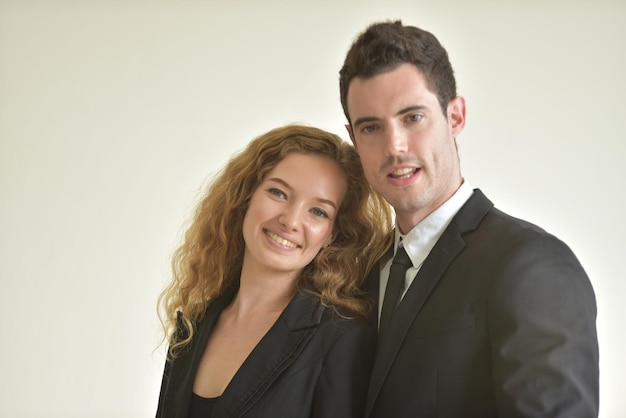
left=156, top=125, right=392, bottom=417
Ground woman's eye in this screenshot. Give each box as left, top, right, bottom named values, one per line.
left=268, top=188, right=287, bottom=199
left=311, top=207, right=329, bottom=218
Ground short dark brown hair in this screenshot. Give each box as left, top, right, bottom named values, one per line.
left=339, top=20, right=457, bottom=124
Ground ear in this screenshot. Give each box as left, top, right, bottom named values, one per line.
left=345, top=124, right=357, bottom=147
left=447, top=96, right=466, bottom=138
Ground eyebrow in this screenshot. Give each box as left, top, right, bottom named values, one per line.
left=353, top=105, right=428, bottom=129
left=267, top=177, right=338, bottom=210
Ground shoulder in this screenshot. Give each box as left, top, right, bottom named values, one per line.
left=456, top=191, right=593, bottom=294
left=318, top=302, right=377, bottom=343
left=464, top=190, right=571, bottom=252
left=294, top=290, right=375, bottom=337
left=474, top=207, right=595, bottom=311
left=482, top=206, right=582, bottom=266
left=466, top=201, right=587, bottom=278
left=313, top=305, right=376, bottom=364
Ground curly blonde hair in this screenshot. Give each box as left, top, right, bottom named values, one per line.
left=158, top=125, right=393, bottom=355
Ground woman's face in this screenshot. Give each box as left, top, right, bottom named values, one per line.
left=242, top=152, right=347, bottom=277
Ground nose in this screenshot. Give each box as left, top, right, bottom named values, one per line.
left=383, top=124, right=408, bottom=156
left=278, top=204, right=303, bottom=231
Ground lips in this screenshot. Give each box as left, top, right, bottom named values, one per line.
left=265, top=230, right=298, bottom=248
left=388, top=167, right=418, bottom=180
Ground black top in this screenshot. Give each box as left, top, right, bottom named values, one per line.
left=188, top=392, right=218, bottom=418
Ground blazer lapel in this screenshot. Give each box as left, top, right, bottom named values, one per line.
left=213, top=291, right=324, bottom=417
left=365, top=189, right=493, bottom=417
left=167, top=290, right=235, bottom=418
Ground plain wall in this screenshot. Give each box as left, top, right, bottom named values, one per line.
left=1, top=1, right=624, bottom=417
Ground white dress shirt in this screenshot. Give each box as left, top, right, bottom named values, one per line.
left=378, top=181, right=474, bottom=322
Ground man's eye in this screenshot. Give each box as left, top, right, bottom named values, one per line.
left=408, top=114, right=423, bottom=122
left=361, top=124, right=379, bottom=134
left=311, top=208, right=329, bottom=218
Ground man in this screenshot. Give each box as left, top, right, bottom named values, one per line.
left=339, top=20, right=599, bottom=417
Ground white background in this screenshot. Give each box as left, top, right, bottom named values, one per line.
left=1, top=1, right=624, bottom=417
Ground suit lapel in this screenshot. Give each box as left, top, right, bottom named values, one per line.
left=365, top=189, right=493, bottom=417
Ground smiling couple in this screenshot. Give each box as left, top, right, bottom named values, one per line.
left=157, top=20, right=599, bottom=418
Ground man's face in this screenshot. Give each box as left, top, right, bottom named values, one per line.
left=346, top=63, right=466, bottom=233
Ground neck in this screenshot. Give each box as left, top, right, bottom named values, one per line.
left=396, top=177, right=464, bottom=234
left=231, top=258, right=299, bottom=318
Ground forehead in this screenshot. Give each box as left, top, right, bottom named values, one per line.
left=269, top=152, right=339, bottom=173
left=265, top=152, right=347, bottom=200
left=347, top=63, right=438, bottom=119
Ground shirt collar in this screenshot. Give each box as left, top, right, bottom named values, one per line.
left=394, top=180, right=474, bottom=267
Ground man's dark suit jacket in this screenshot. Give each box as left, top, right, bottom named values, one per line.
left=366, top=189, right=599, bottom=418
left=156, top=289, right=375, bottom=418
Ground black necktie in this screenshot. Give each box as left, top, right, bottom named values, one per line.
left=379, top=246, right=412, bottom=336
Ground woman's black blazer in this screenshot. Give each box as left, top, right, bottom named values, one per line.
left=156, top=289, right=375, bottom=418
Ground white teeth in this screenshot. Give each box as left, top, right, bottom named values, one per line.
left=390, top=167, right=414, bottom=177
left=266, top=231, right=297, bottom=248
